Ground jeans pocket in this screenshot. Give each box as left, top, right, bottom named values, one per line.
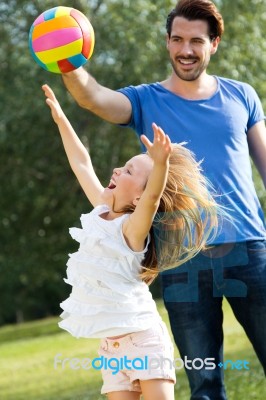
left=246, top=240, right=266, bottom=253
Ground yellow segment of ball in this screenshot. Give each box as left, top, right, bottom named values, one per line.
left=54, top=6, right=72, bottom=18
left=36, top=38, right=83, bottom=63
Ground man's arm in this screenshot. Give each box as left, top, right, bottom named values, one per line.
left=62, top=68, right=132, bottom=124
left=247, top=119, right=266, bottom=188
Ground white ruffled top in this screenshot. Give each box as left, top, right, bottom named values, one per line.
left=59, top=204, right=161, bottom=338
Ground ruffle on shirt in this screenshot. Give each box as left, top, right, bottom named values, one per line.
left=72, top=209, right=150, bottom=260
left=59, top=261, right=157, bottom=338
left=69, top=226, right=144, bottom=271
left=59, top=206, right=158, bottom=338
left=60, top=296, right=146, bottom=316
left=59, top=311, right=158, bottom=338
left=65, top=252, right=143, bottom=294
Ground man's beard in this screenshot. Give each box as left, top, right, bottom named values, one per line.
left=170, top=56, right=210, bottom=82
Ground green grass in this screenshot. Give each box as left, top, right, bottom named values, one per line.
left=0, top=300, right=265, bottom=399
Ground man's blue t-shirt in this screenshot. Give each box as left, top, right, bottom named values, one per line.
left=118, top=77, right=266, bottom=244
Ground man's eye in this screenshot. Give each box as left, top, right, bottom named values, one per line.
left=193, top=39, right=204, bottom=44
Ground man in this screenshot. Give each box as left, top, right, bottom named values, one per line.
left=62, top=1, right=266, bottom=398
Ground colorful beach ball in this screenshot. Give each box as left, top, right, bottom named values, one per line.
left=29, top=6, right=95, bottom=73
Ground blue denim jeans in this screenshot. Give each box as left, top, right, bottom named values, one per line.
left=161, top=240, right=266, bottom=400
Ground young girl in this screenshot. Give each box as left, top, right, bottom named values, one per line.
left=42, top=84, right=219, bottom=400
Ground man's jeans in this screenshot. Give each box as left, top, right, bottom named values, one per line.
left=161, top=240, right=266, bottom=400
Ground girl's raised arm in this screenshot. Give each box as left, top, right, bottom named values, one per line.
left=123, top=123, right=173, bottom=251
left=42, top=84, right=104, bottom=207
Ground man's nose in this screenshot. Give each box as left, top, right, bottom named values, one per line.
left=180, top=41, right=194, bottom=56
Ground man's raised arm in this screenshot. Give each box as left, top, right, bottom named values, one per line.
left=62, top=68, right=132, bottom=124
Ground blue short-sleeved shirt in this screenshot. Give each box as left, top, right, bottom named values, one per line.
left=118, top=77, right=266, bottom=244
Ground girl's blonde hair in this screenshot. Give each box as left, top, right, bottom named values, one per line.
left=141, top=143, right=220, bottom=284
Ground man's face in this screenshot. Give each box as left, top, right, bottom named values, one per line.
left=167, top=17, right=220, bottom=81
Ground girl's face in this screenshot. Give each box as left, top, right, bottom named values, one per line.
left=102, top=154, right=153, bottom=211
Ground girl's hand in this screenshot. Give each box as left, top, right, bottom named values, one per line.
left=140, top=123, right=173, bottom=165
left=42, top=84, right=64, bottom=125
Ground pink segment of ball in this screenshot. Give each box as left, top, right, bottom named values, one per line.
left=32, top=27, right=82, bottom=52
left=33, top=14, right=45, bottom=26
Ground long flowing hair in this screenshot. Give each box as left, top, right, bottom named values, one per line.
left=114, top=143, right=223, bottom=285
left=140, top=143, right=221, bottom=284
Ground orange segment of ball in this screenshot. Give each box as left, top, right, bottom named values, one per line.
left=32, top=15, right=80, bottom=41
left=70, top=9, right=95, bottom=59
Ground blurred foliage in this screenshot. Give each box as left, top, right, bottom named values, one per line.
left=0, top=0, right=265, bottom=324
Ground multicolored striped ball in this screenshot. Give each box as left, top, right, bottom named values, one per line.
left=29, top=6, right=95, bottom=73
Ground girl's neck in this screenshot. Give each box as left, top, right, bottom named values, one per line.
left=99, top=209, right=125, bottom=221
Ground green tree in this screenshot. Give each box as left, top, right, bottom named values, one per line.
left=0, top=0, right=265, bottom=324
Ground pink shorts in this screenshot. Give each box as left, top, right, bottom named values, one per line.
left=97, top=319, right=176, bottom=394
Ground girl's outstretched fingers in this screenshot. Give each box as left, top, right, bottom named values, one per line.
left=141, top=124, right=170, bottom=148
left=140, top=126, right=172, bottom=166
left=42, top=84, right=54, bottom=101
left=152, top=122, right=166, bottom=143
left=140, top=134, right=153, bottom=150
left=42, top=84, right=63, bottom=123
left=164, top=134, right=172, bottom=150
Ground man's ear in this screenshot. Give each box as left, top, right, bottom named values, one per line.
left=210, top=36, right=220, bottom=55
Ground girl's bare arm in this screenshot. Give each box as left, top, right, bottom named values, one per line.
left=42, top=84, right=104, bottom=207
